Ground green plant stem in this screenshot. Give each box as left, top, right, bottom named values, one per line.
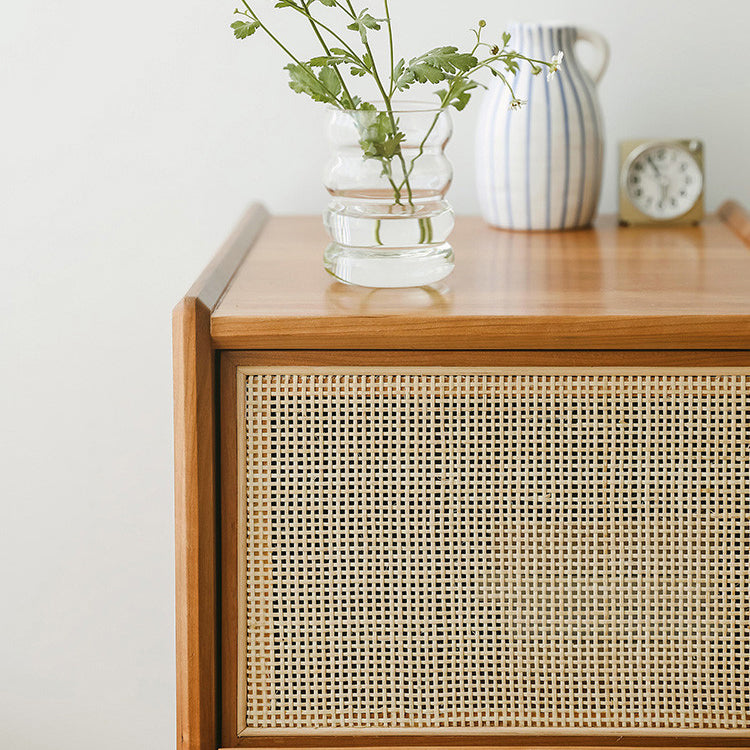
left=331, top=0, right=355, bottom=18
left=281, top=2, right=368, bottom=68
left=384, top=0, right=395, bottom=95
left=397, top=44, right=526, bottom=194
left=379, top=156, right=406, bottom=209
left=300, top=0, right=355, bottom=106
left=396, top=39, right=545, bottom=192
left=417, top=217, right=433, bottom=244
left=397, top=36, right=547, bottom=192
left=342, top=0, right=413, bottom=207
left=396, top=38, right=483, bottom=194
left=238, top=3, right=307, bottom=71
left=238, top=2, right=342, bottom=103
left=484, top=67, right=517, bottom=97
left=397, top=77, right=464, bottom=194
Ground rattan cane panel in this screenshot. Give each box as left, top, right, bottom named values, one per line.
left=241, top=371, right=750, bottom=732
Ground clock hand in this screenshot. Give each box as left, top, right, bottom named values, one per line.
left=646, top=155, right=662, bottom=177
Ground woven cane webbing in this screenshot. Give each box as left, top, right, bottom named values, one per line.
left=241, top=371, right=749, bottom=731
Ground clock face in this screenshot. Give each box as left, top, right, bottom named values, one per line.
left=625, top=143, right=703, bottom=220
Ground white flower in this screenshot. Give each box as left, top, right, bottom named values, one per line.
left=547, top=50, right=564, bottom=81
left=508, top=97, right=527, bottom=111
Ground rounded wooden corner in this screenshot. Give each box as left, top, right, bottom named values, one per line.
left=173, top=205, right=272, bottom=750
left=718, top=200, right=750, bottom=246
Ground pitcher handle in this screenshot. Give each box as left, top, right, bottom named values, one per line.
left=576, top=27, right=610, bottom=85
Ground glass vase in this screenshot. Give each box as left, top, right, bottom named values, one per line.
left=323, top=103, right=455, bottom=288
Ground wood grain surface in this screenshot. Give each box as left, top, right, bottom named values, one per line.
left=220, top=743, right=750, bottom=750
left=719, top=200, right=750, bottom=246
left=179, top=203, right=750, bottom=750
left=174, top=204, right=269, bottom=750
left=220, top=742, right=750, bottom=750
left=211, top=206, right=750, bottom=350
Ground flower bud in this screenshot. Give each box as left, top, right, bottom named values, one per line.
left=478, top=19, right=486, bottom=28
left=491, top=45, right=499, bottom=55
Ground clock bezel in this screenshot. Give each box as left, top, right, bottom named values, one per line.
left=619, top=139, right=705, bottom=226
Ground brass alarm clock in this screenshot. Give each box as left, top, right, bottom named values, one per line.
left=619, top=139, right=705, bottom=225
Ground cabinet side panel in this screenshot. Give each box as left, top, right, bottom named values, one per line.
left=174, top=298, right=218, bottom=750
left=174, top=203, right=269, bottom=750
left=221, top=353, right=247, bottom=747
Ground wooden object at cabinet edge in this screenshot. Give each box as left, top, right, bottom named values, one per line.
left=211, top=206, right=750, bottom=351
left=174, top=204, right=270, bottom=750
left=175, top=202, right=750, bottom=750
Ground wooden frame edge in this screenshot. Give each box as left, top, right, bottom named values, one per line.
left=221, top=743, right=750, bottom=750
left=718, top=200, right=750, bottom=247
left=185, top=204, right=271, bottom=310
left=174, top=204, right=270, bottom=750
left=222, top=737, right=750, bottom=750
left=222, top=747, right=750, bottom=750
left=210, top=316, right=750, bottom=352
left=217, top=350, right=750, bottom=368
left=174, top=296, right=217, bottom=750
left=221, top=351, right=750, bottom=748
left=219, top=352, right=244, bottom=747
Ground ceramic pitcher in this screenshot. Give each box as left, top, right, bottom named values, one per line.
left=476, top=23, right=610, bottom=231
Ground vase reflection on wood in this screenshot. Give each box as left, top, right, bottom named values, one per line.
left=323, top=103, right=455, bottom=288
left=476, top=23, right=610, bottom=231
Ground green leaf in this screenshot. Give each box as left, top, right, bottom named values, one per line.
left=308, top=54, right=349, bottom=67
left=344, top=94, right=363, bottom=109
left=230, top=19, right=261, bottom=39
left=347, top=12, right=382, bottom=43
left=319, top=66, right=342, bottom=97
left=284, top=63, right=338, bottom=104
left=414, top=47, right=478, bottom=74
left=437, top=77, right=479, bottom=111
left=407, top=61, right=445, bottom=84
left=356, top=110, right=406, bottom=164
left=393, top=58, right=415, bottom=91
left=349, top=51, right=373, bottom=77
left=504, top=54, right=520, bottom=75
left=397, top=46, right=478, bottom=86
left=314, top=0, right=337, bottom=5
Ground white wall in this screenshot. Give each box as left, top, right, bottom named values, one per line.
left=1, top=1, right=748, bottom=747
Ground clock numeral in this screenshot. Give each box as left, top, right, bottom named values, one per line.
left=623, top=142, right=702, bottom=221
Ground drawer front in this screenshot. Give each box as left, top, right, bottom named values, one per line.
left=223, top=367, right=750, bottom=739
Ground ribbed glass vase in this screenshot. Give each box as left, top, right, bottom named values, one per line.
left=323, top=103, right=455, bottom=288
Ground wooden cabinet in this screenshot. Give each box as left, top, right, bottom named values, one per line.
left=174, top=203, right=750, bottom=750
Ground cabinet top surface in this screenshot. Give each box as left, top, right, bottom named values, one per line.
left=210, top=212, right=750, bottom=350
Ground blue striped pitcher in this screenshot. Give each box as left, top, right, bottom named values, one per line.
left=476, top=23, right=610, bottom=230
